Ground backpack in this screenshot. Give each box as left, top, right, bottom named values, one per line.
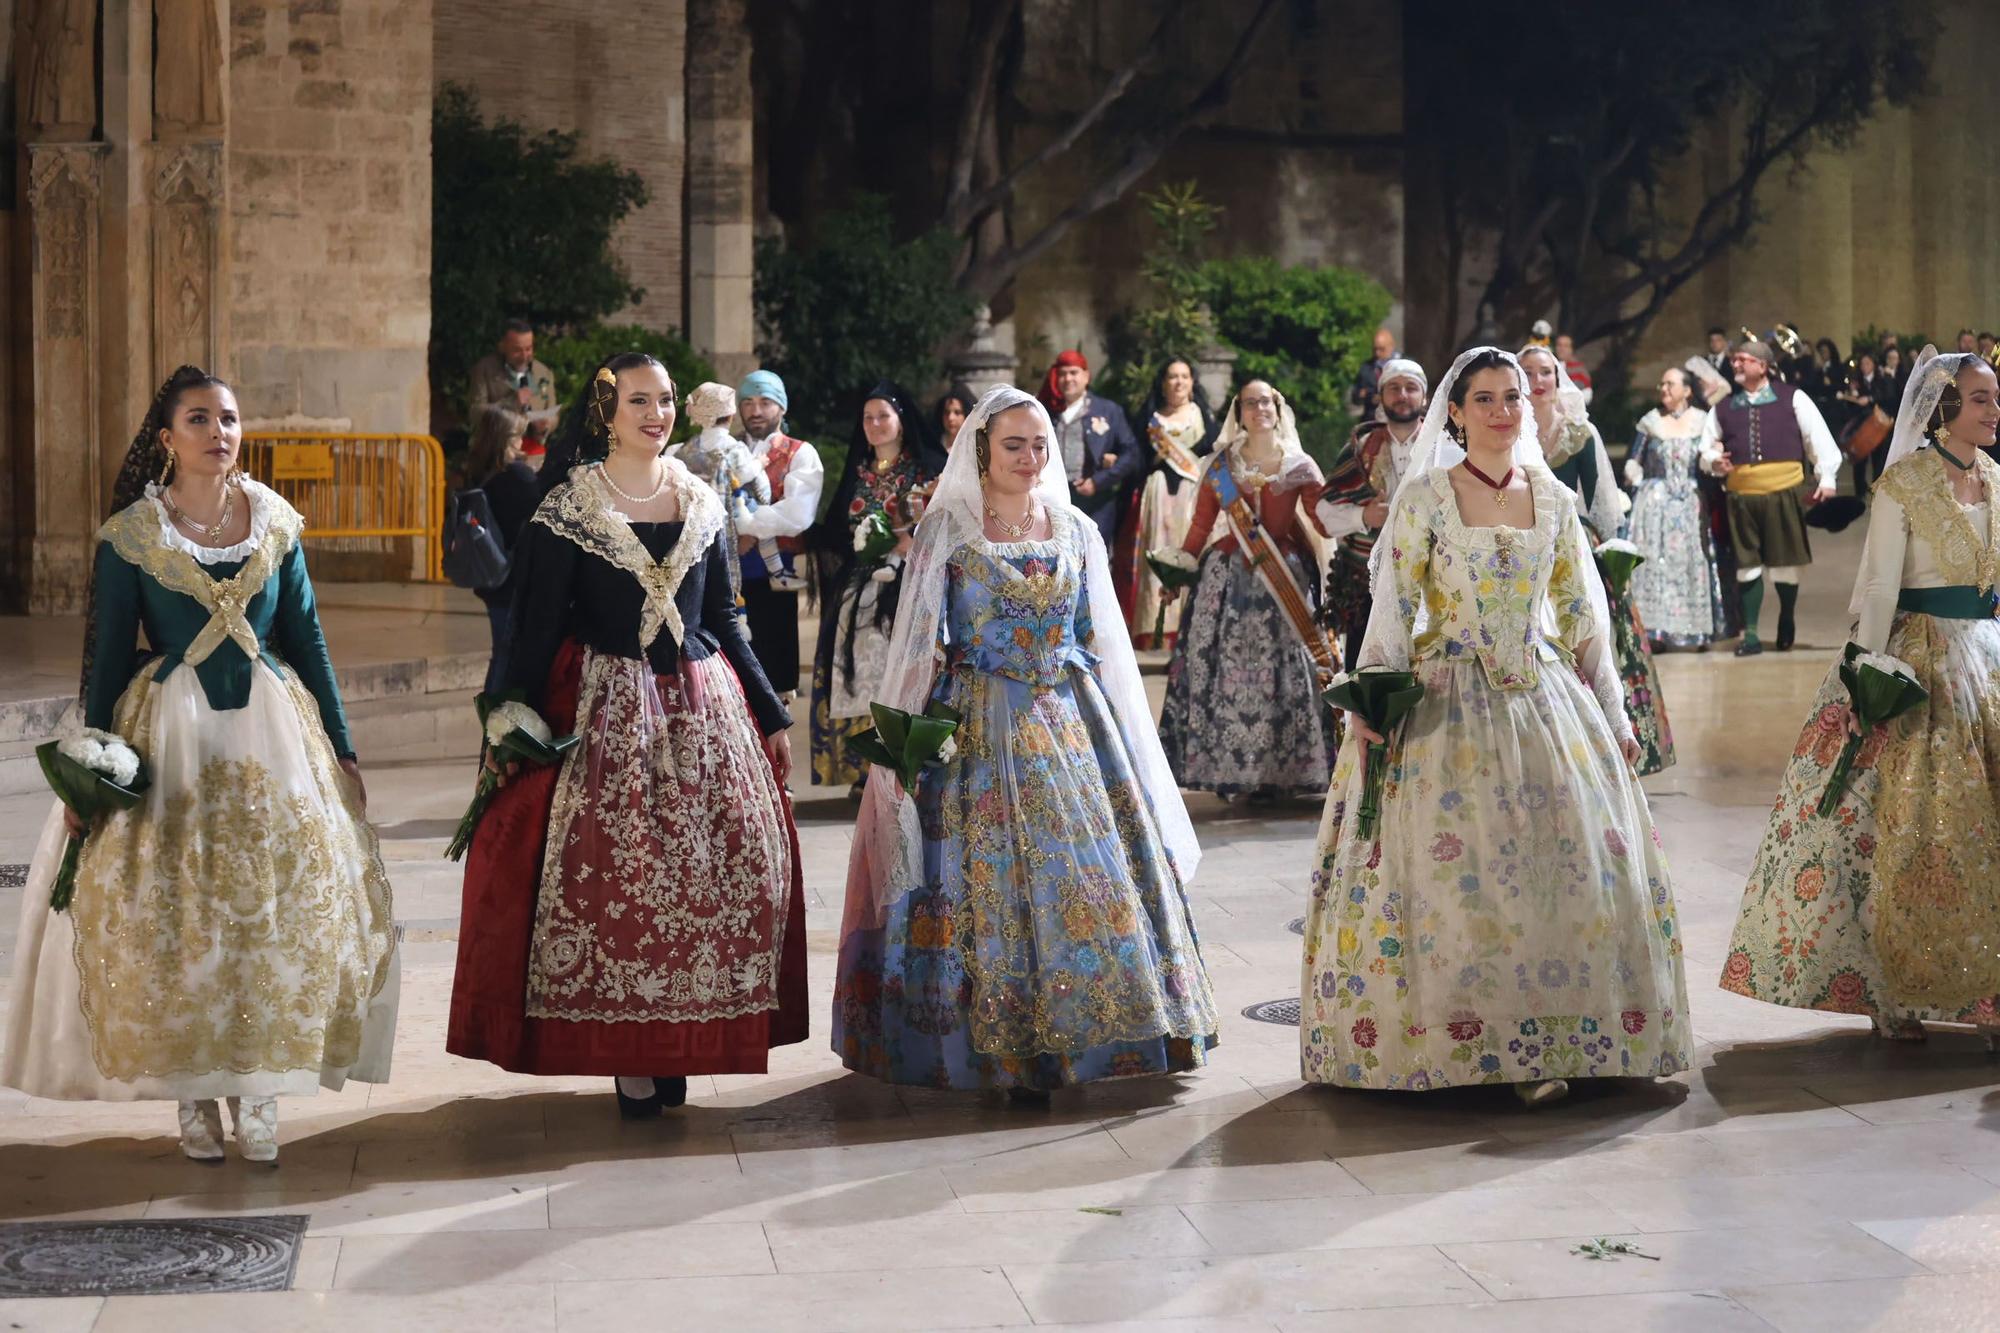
left=442, top=486, right=512, bottom=590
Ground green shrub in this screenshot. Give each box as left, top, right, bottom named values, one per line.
left=431, top=83, right=649, bottom=416
left=537, top=324, right=716, bottom=444
left=1198, top=257, right=1391, bottom=467
left=753, top=194, right=979, bottom=446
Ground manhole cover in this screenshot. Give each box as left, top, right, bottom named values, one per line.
left=1287, top=917, right=1304, bottom=936
left=0, top=1216, right=307, bottom=1297
left=1242, top=998, right=1300, bottom=1026
left=0, top=865, right=27, bottom=889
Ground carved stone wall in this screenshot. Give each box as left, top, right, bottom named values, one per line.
left=149, top=140, right=226, bottom=383
left=24, top=144, right=107, bottom=613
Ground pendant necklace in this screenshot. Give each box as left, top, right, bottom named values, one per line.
left=163, top=482, right=237, bottom=543
left=986, top=501, right=1036, bottom=539
left=1462, top=457, right=1515, bottom=508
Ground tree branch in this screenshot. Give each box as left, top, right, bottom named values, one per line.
left=957, top=0, right=1282, bottom=301
left=944, top=0, right=1018, bottom=220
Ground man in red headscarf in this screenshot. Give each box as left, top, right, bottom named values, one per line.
left=1042, top=349, right=1140, bottom=544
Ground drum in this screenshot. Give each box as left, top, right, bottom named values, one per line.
left=1847, top=405, right=1892, bottom=459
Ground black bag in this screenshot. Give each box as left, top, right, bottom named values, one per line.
left=442, top=486, right=511, bottom=590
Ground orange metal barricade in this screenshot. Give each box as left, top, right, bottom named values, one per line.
left=240, top=433, right=447, bottom=582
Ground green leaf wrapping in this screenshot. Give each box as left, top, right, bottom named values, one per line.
left=36, top=741, right=149, bottom=912
left=1322, top=670, right=1425, bottom=842
left=857, top=701, right=962, bottom=790
left=1817, top=644, right=1929, bottom=818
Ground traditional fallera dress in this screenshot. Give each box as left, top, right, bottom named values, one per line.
left=1131, top=408, right=1210, bottom=648
left=832, top=505, right=1218, bottom=1089
left=3, top=480, right=399, bottom=1100
left=447, top=464, right=807, bottom=1075
left=1159, top=448, right=1339, bottom=798
left=1722, top=447, right=2000, bottom=1026
left=810, top=452, right=935, bottom=787
left=1627, top=408, right=1726, bottom=650
left=1300, top=466, right=1691, bottom=1090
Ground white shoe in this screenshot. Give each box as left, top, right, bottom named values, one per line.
left=226, top=1095, right=280, bottom=1164
left=1513, top=1078, right=1571, bottom=1108
left=177, top=1100, right=225, bottom=1162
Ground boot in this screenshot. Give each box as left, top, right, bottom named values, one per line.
left=1775, top=582, right=1799, bottom=651
left=226, top=1095, right=279, bottom=1164
left=1734, top=577, right=1766, bottom=656
left=177, top=1099, right=225, bottom=1162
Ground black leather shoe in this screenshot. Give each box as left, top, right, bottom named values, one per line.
left=655, top=1076, right=689, bottom=1109
left=614, top=1080, right=662, bottom=1119
left=1734, top=639, right=1764, bottom=657
left=1006, top=1086, right=1052, bottom=1107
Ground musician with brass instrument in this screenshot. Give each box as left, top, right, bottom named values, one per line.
left=1699, top=335, right=1842, bottom=656
left=1158, top=380, right=1341, bottom=802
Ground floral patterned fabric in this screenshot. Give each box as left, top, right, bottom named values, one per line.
left=1721, top=609, right=2000, bottom=1022
left=1610, top=583, right=1675, bottom=776
left=1300, top=467, right=1691, bottom=1090
left=811, top=454, right=932, bottom=787
left=1629, top=416, right=1724, bottom=648
left=1132, top=413, right=1208, bottom=647
left=832, top=510, right=1218, bottom=1089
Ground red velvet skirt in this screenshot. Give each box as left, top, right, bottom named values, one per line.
left=446, top=640, right=808, bottom=1076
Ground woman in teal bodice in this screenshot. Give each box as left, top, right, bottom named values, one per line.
left=0, top=367, right=398, bottom=1164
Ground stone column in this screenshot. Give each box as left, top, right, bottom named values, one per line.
left=148, top=144, right=227, bottom=383
left=24, top=145, right=110, bottom=614
left=685, top=0, right=757, bottom=385
left=945, top=307, right=1018, bottom=400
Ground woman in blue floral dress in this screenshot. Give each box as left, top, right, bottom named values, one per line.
left=834, top=386, right=1217, bottom=1097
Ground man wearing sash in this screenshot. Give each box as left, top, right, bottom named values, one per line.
left=733, top=370, right=823, bottom=696
left=1699, top=337, right=1839, bottom=656
left=1318, top=358, right=1427, bottom=664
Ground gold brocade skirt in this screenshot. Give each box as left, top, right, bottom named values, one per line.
left=1, top=658, right=398, bottom=1100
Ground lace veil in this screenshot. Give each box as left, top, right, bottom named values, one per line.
left=843, top=385, right=1201, bottom=928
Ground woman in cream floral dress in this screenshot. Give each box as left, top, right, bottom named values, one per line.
left=1300, top=348, right=1690, bottom=1104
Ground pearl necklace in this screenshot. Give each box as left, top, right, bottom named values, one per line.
left=600, top=460, right=669, bottom=505
left=163, top=482, right=237, bottom=544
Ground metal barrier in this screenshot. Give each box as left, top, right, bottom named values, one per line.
left=240, top=433, right=447, bottom=582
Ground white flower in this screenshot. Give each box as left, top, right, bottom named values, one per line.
left=1595, top=537, right=1640, bottom=556
left=59, top=727, right=140, bottom=787
left=935, top=735, right=958, bottom=765
left=1857, top=651, right=1919, bottom=682
left=1149, top=545, right=1199, bottom=572
left=853, top=512, right=890, bottom=553
left=1326, top=669, right=1355, bottom=691
left=486, top=701, right=552, bottom=748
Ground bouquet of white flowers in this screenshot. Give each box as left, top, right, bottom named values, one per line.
left=445, top=691, right=581, bottom=861
left=38, top=726, right=149, bottom=911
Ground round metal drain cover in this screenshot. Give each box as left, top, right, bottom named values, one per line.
left=0, top=1216, right=307, bottom=1297
left=1242, top=997, right=1300, bottom=1026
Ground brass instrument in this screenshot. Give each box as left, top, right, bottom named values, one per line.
left=1771, top=323, right=1807, bottom=362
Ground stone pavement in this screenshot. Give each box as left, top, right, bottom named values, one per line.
left=4, top=520, right=2000, bottom=1331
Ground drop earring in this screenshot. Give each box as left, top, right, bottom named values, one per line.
left=158, top=448, right=176, bottom=485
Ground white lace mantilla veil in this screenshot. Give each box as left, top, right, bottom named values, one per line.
left=842, top=385, right=1202, bottom=930
left=1519, top=343, right=1623, bottom=536
left=1849, top=344, right=1982, bottom=615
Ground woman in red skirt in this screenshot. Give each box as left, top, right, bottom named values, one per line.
left=447, top=352, right=806, bottom=1115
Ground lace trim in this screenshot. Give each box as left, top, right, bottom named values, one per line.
left=1877, top=449, right=2000, bottom=595
left=531, top=463, right=725, bottom=651
left=1543, top=417, right=1594, bottom=469
left=142, top=478, right=281, bottom=565
left=98, top=492, right=305, bottom=667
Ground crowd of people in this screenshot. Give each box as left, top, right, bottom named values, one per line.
left=9, top=310, right=2000, bottom=1157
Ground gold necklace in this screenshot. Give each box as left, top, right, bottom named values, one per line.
left=163, top=482, right=237, bottom=543
left=985, top=500, right=1036, bottom=539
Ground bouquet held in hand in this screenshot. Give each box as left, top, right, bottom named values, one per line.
left=1145, top=547, right=1202, bottom=641
left=1593, top=538, right=1645, bottom=597
left=1323, top=668, right=1425, bottom=841
left=1817, top=645, right=1927, bottom=818
left=37, top=727, right=149, bottom=912
left=848, top=701, right=962, bottom=792
left=445, top=691, right=580, bottom=861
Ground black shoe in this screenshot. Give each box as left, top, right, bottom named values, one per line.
left=614, top=1080, right=662, bottom=1119
left=1734, top=639, right=1764, bottom=657
left=655, top=1076, right=689, bottom=1109
left=1775, top=632, right=1796, bottom=652
left=1006, top=1086, right=1052, bottom=1107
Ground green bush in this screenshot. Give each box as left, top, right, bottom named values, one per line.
left=1198, top=257, right=1392, bottom=467
left=536, top=324, right=716, bottom=444
left=753, top=194, right=979, bottom=446
left=431, top=83, right=649, bottom=416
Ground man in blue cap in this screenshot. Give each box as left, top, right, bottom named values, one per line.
left=734, top=369, right=823, bottom=697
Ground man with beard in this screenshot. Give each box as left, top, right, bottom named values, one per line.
left=732, top=370, right=823, bottom=699
left=1316, top=358, right=1427, bottom=664
left=1699, top=336, right=1839, bottom=656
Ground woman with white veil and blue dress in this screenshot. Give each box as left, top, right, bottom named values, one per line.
left=832, top=386, right=1218, bottom=1100
left=1300, top=348, right=1691, bottom=1106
